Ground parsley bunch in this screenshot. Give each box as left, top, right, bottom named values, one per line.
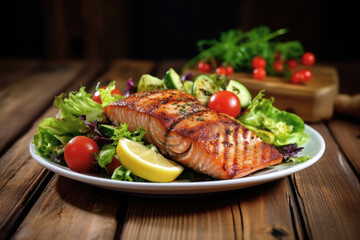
left=185, top=26, right=304, bottom=76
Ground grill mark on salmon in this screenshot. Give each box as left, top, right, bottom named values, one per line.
left=104, top=89, right=283, bottom=179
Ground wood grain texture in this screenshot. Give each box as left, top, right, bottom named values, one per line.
left=0, top=60, right=103, bottom=154
left=12, top=176, right=122, bottom=240
left=291, top=123, right=360, bottom=240
left=0, top=59, right=40, bottom=87
left=0, top=60, right=102, bottom=239
left=0, top=108, right=57, bottom=239
left=236, top=180, right=303, bottom=240
left=327, top=118, right=360, bottom=176
left=120, top=181, right=302, bottom=240
left=121, top=195, right=242, bottom=240
left=99, top=59, right=156, bottom=91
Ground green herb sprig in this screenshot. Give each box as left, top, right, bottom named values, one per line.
left=185, top=26, right=304, bottom=76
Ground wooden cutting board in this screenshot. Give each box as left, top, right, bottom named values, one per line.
left=183, top=65, right=339, bottom=122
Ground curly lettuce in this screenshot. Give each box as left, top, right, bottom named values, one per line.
left=238, top=90, right=308, bottom=147
left=33, top=81, right=124, bottom=158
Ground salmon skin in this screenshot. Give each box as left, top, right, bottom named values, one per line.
left=104, top=89, right=282, bottom=179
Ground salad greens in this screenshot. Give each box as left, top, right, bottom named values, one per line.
left=33, top=73, right=311, bottom=183
left=34, top=81, right=124, bottom=159
left=185, top=26, right=304, bottom=76
left=238, top=90, right=308, bottom=147
left=96, top=124, right=146, bottom=172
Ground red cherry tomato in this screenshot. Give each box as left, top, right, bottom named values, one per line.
left=299, top=69, right=313, bottom=82
left=106, top=156, right=122, bottom=174
left=252, top=56, right=266, bottom=69
left=286, top=59, right=298, bottom=69
left=215, top=66, right=227, bottom=75
left=273, top=60, right=284, bottom=73
left=253, top=68, right=267, bottom=80
left=64, top=136, right=99, bottom=173
left=208, top=91, right=241, bottom=118
left=198, top=61, right=212, bottom=73
left=301, top=52, right=316, bottom=66
left=225, top=65, right=234, bottom=76
left=91, top=86, right=122, bottom=104
left=290, top=70, right=306, bottom=84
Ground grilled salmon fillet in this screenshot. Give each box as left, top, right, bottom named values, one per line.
left=104, top=89, right=282, bottom=179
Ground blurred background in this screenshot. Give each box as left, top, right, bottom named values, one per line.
left=1, top=0, right=359, bottom=93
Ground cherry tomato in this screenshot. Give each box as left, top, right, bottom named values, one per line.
left=273, top=60, right=284, bottom=73
left=208, top=91, right=241, bottom=118
left=301, top=52, right=316, bottom=66
left=215, top=66, right=227, bottom=75
left=64, top=136, right=99, bottom=173
left=225, top=65, right=234, bottom=76
left=198, top=61, right=212, bottom=73
left=286, top=59, right=298, bottom=69
left=252, top=56, right=266, bottom=69
left=106, top=156, right=122, bottom=174
left=91, top=86, right=122, bottom=104
left=253, top=68, right=267, bottom=80
left=290, top=70, right=306, bottom=84
left=299, top=69, right=313, bottom=82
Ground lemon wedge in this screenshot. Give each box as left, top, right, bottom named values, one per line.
left=116, top=138, right=184, bottom=182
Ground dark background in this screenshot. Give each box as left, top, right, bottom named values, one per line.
left=1, top=0, right=359, bottom=91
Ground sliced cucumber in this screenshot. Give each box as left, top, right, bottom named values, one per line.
left=163, top=68, right=185, bottom=91
left=226, top=80, right=252, bottom=109
left=183, top=81, right=193, bottom=95
left=209, top=73, right=227, bottom=90
left=98, top=124, right=118, bottom=137
left=192, top=75, right=219, bottom=105
left=137, top=74, right=166, bottom=92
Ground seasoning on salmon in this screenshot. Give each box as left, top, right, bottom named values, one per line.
left=104, top=89, right=283, bottom=179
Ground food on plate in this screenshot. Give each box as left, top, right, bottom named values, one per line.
left=116, top=137, right=184, bottom=182
left=207, top=90, right=241, bottom=118
left=32, top=68, right=310, bottom=183
left=104, top=89, right=282, bottom=179
left=64, top=136, right=99, bottom=173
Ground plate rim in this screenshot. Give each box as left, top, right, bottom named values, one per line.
left=29, top=124, right=325, bottom=194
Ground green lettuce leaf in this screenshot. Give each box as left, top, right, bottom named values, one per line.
left=97, top=81, right=125, bottom=107
left=238, top=90, right=308, bottom=146
left=287, top=155, right=312, bottom=163
left=111, top=124, right=146, bottom=144
left=54, top=86, right=104, bottom=122
left=97, top=144, right=116, bottom=169
left=33, top=116, right=88, bottom=158
left=111, top=166, right=146, bottom=182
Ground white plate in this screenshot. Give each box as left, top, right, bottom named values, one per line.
left=29, top=125, right=325, bottom=196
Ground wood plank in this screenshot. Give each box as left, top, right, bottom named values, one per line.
left=7, top=60, right=155, bottom=239
left=13, top=176, right=122, bottom=240
left=120, top=179, right=303, bottom=240
left=0, top=61, right=103, bottom=239
left=327, top=118, right=360, bottom=175
left=0, top=59, right=40, bottom=87
left=290, top=123, right=360, bottom=240
left=0, top=109, right=56, bottom=239
left=0, top=60, right=102, bottom=154
left=98, top=59, right=156, bottom=91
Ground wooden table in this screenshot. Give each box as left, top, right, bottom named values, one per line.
left=1, top=59, right=359, bottom=240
